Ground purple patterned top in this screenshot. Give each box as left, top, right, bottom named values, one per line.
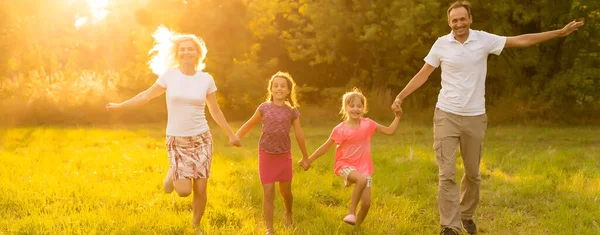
left=258, top=102, right=300, bottom=154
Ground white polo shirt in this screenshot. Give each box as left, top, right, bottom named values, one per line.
left=156, top=69, right=217, bottom=136
left=424, top=29, right=506, bottom=116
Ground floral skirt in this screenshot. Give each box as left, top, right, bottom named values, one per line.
left=166, top=131, right=213, bottom=180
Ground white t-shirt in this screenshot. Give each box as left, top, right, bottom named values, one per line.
left=155, top=69, right=217, bottom=136
left=424, top=29, right=506, bottom=116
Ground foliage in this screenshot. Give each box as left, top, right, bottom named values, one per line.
left=0, top=0, right=598, bottom=124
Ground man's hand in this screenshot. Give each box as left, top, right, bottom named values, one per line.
left=559, top=20, right=584, bottom=37
left=391, top=98, right=403, bottom=116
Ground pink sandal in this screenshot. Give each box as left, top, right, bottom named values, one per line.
left=343, top=214, right=356, bottom=225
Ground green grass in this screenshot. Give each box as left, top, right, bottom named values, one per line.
left=0, top=122, right=598, bottom=234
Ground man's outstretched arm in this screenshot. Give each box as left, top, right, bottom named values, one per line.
left=392, top=63, right=437, bottom=114
left=505, top=20, right=584, bottom=48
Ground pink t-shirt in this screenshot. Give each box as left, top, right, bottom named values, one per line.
left=258, top=102, right=300, bottom=154
left=330, top=117, right=377, bottom=176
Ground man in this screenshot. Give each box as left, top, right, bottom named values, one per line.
left=391, top=1, right=583, bottom=235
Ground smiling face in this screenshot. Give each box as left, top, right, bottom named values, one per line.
left=269, top=76, right=291, bottom=102
left=448, top=6, right=472, bottom=39
left=177, top=40, right=199, bottom=66
left=344, top=96, right=365, bottom=121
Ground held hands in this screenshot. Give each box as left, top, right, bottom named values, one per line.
left=393, top=107, right=403, bottom=118
left=297, top=157, right=311, bottom=171
left=391, top=98, right=403, bottom=117
left=559, top=20, right=584, bottom=37
left=229, top=134, right=241, bottom=147
left=105, top=102, right=122, bottom=111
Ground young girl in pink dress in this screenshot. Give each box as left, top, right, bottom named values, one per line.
left=299, top=88, right=401, bottom=229
left=236, top=71, right=309, bottom=235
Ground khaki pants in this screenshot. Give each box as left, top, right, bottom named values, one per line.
left=433, top=108, right=487, bottom=231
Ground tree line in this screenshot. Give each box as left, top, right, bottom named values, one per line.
left=0, top=0, right=598, bottom=125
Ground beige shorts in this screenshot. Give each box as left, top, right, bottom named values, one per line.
left=337, top=167, right=372, bottom=188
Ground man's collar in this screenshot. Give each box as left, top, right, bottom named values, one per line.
left=446, top=29, right=478, bottom=43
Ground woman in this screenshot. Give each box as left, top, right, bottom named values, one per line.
left=106, top=25, right=240, bottom=232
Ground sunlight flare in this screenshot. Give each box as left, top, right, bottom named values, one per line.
left=74, top=0, right=110, bottom=29
left=74, top=16, right=88, bottom=29
left=89, top=0, right=109, bottom=21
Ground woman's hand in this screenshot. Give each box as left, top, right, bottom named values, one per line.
left=105, top=102, right=123, bottom=111
left=229, top=134, right=241, bottom=147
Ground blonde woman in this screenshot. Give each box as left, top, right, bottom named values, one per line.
left=106, top=25, right=240, bottom=232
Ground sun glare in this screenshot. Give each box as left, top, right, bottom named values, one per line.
left=89, top=0, right=109, bottom=20
left=74, top=0, right=110, bottom=29
left=74, top=17, right=89, bottom=29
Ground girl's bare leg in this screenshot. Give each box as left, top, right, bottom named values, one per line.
left=279, top=181, right=293, bottom=226
left=356, top=187, right=371, bottom=226
left=262, top=183, right=276, bottom=233
left=346, top=171, right=368, bottom=215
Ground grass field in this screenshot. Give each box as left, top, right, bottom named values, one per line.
left=0, top=122, right=598, bottom=234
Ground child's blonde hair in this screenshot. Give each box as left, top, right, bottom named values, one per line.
left=266, top=71, right=299, bottom=108
left=340, top=88, right=368, bottom=120
left=147, top=25, right=208, bottom=75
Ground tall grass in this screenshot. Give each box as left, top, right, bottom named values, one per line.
left=1, top=122, right=598, bottom=234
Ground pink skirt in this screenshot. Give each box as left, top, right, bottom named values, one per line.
left=166, top=131, right=213, bottom=180
left=258, top=148, right=292, bottom=184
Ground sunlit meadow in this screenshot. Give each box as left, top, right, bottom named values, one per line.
left=1, top=0, right=598, bottom=234
left=1, top=122, right=598, bottom=234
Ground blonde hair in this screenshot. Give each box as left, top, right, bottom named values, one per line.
left=340, top=88, right=368, bottom=120
left=266, top=71, right=299, bottom=108
left=147, top=25, right=208, bottom=75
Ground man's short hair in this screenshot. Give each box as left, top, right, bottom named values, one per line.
left=447, top=1, right=472, bottom=16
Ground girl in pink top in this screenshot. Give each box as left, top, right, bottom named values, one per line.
left=236, top=72, right=309, bottom=235
left=300, top=88, right=401, bottom=228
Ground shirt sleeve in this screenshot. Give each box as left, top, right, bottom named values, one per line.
left=291, top=107, right=300, bottom=121
left=155, top=71, right=169, bottom=88
left=479, top=30, right=506, bottom=56
left=329, top=125, right=344, bottom=145
left=257, top=102, right=267, bottom=116
left=206, top=73, right=218, bottom=94
left=423, top=38, right=442, bottom=68
left=366, top=118, right=377, bottom=137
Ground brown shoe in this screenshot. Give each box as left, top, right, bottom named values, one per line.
left=440, top=227, right=459, bottom=235
left=462, top=219, right=477, bottom=234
